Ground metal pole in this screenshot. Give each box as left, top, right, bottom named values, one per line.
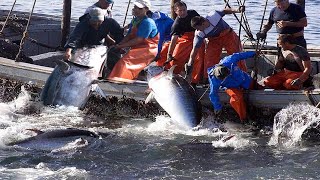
left=123, top=0, right=131, bottom=27
left=61, top=0, right=72, bottom=48
left=170, top=0, right=181, bottom=19
left=296, top=0, right=305, bottom=11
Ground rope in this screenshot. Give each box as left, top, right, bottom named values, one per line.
left=198, top=86, right=210, bottom=102
left=0, top=0, right=17, bottom=36
left=15, top=0, right=37, bottom=61
left=223, top=0, right=253, bottom=39
left=123, top=0, right=131, bottom=27
left=252, top=0, right=269, bottom=87
left=27, top=37, right=60, bottom=50
left=237, top=0, right=245, bottom=42
left=236, top=0, right=253, bottom=40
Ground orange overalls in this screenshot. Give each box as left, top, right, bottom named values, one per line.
left=192, top=29, right=247, bottom=84
left=225, top=88, right=247, bottom=121
left=157, top=32, right=204, bottom=75
left=264, top=69, right=303, bottom=90
left=226, top=81, right=255, bottom=121
left=108, top=21, right=159, bottom=80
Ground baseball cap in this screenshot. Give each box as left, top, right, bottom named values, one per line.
left=134, top=0, right=151, bottom=9
left=105, top=0, right=114, bottom=3
left=89, top=8, right=105, bottom=22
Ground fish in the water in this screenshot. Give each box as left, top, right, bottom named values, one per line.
left=145, top=65, right=202, bottom=128
left=6, top=128, right=99, bottom=148
left=40, top=45, right=107, bottom=108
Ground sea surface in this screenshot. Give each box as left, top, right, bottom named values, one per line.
left=1, top=0, right=319, bottom=48
left=1, top=0, right=320, bottom=179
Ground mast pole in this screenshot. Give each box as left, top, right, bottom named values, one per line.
left=170, top=0, right=181, bottom=19
left=61, top=0, right=72, bottom=48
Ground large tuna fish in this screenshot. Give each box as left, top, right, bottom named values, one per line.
left=6, top=128, right=99, bottom=146
left=146, top=65, right=202, bottom=128
left=6, top=128, right=100, bottom=151
left=40, top=45, right=107, bottom=108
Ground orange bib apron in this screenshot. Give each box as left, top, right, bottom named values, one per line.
left=108, top=21, right=159, bottom=80
left=205, top=29, right=247, bottom=74
left=157, top=31, right=196, bottom=74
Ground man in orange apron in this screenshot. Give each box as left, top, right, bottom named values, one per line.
left=264, top=34, right=312, bottom=90
left=107, top=0, right=159, bottom=81
left=156, top=1, right=204, bottom=76
left=185, top=7, right=247, bottom=87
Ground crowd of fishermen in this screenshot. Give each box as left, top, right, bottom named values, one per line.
left=63, top=0, right=310, bottom=122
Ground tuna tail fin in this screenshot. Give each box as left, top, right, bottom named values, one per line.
left=145, top=92, right=155, bottom=104
left=26, top=128, right=44, bottom=135
left=79, top=84, right=107, bottom=110
left=167, top=65, right=177, bottom=79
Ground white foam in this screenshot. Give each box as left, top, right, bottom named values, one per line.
left=268, top=103, right=320, bottom=148
left=0, top=165, right=88, bottom=179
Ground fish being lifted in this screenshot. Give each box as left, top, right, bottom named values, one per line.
left=146, top=65, right=202, bottom=128
left=40, top=45, right=107, bottom=108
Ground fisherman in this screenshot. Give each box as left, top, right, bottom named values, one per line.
left=107, top=0, right=159, bottom=81
left=64, top=8, right=123, bottom=61
left=208, top=51, right=257, bottom=122
left=146, top=10, right=174, bottom=61
left=79, top=0, right=118, bottom=46
left=256, top=0, right=307, bottom=48
left=156, top=1, right=205, bottom=75
left=264, top=34, right=312, bottom=90
left=185, top=7, right=248, bottom=87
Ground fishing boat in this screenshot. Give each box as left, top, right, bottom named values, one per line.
left=0, top=0, right=320, bottom=111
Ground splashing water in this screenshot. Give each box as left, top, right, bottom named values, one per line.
left=269, top=103, right=320, bottom=148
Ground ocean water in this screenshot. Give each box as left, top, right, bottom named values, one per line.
left=0, top=89, right=319, bottom=179
left=1, top=0, right=319, bottom=47
left=1, top=0, right=320, bottom=179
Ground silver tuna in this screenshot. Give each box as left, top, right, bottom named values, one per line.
left=146, top=65, right=202, bottom=128
left=6, top=128, right=99, bottom=151
left=40, top=45, right=107, bottom=108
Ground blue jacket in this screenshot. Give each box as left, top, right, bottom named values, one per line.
left=152, top=12, right=174, bottom=55
left=207, top=51, right=256, bottom=110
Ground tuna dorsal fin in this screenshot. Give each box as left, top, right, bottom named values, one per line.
left=145, top=92, right=155, bottom=104
left=91, top=84, right=107, bottom=99
left=26, top=128, right=44, bottom=135
left=56, top=60, right=70, bottom=73
left=167, top=65, right=177, bottom=79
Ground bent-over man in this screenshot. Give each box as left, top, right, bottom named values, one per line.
left=208, top=51, right=257, bottom=122
left=186, top=7, right=247, bottom=87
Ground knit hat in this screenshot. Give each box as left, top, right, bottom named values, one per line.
left=212, top=65, right=230, bottom=80
left=89, top=8, right=105, bottom=22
